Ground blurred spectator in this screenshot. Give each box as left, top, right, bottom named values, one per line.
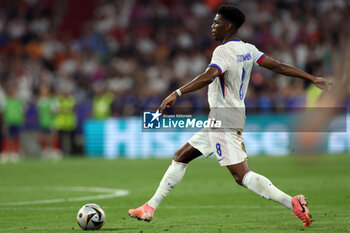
left=92, top=81, right=114, bottom=119
left=1, top=85, right=25, bottom=162
left=36, top=83, right=61, bottom=159
left=54, top=89, right=77, bottom=156
left=0, top=82, right=6, bottom=155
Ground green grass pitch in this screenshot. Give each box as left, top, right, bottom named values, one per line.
left=0, top=154, right=349, bottom=233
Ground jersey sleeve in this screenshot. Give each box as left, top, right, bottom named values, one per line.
left=208, top=45, right=231, bottom=75
left=247, top=43, right=266, bottom=66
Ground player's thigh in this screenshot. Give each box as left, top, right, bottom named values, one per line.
left=209, top=130, right=248, bottom=166
left=178, top=129, right=213, bottom=163
left=173, top=143, right=202, bottom=164
left=187, top=129, right=213, bottom=156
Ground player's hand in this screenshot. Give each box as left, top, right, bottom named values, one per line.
left=313, top=77, right=333, bottom=92
left=159, top=91, right=178, bottom=114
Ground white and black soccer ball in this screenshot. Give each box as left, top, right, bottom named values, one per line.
left=77, top=203, right=105, bottom=230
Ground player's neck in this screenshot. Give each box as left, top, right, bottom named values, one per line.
left=222, top=32, right=238, bottom=44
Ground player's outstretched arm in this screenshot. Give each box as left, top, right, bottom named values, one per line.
left=259, top=56, right=332, bottom=91
left=159, top=67, right=220, bottom=113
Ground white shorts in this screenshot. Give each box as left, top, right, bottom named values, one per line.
left=187, top=128, right=248, bottom=166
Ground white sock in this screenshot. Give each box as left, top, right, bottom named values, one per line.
left=242, top=171, right=292, bottom=210
left=147, top=160, right=187, bottom=209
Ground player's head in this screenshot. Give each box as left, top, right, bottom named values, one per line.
left=211, top=5, right=245, bottom=41
left=218, top=5, right=245, bottom=29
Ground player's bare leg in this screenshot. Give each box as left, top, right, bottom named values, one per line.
left=227, top=160, right=312, bottom=227
left=128, top=143, right=202, bottom=222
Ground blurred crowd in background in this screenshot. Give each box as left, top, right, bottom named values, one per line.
left=0, top=0, right=349, bottom=158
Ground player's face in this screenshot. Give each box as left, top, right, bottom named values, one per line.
left=211, top=14, right=228, bottom=42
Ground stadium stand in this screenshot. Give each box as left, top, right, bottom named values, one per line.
left=0, top=0, right=349, bottom=155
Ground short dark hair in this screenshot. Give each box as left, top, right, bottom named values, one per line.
left=217, top=5, right=245, bottom=29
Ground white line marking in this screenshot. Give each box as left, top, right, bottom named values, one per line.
left=0, top=186, right=129, bottom=206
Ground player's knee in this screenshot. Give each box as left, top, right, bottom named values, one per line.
left=233, top=174, right=244, bottom=186
left=173, top=143, right=201, bottom=164
left=173, top=149, right=184, bottom=163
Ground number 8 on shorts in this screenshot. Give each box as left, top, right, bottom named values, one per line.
left=216, top=143, right=222, bottom=156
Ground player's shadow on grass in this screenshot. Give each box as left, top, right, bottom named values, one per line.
left=99, top=228, right=138, bottom=231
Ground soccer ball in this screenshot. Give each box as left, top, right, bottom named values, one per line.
left=76, top=203, right=105, bottom=230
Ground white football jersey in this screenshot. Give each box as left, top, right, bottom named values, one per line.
left=207, top=39, right=265, bottom=130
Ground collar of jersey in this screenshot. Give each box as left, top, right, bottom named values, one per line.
left=222, top=39, right=241, bottom=44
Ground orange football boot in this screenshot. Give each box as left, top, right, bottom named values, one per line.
left=292, top=194, right=313, bottom=227
left=128, top=203, right=155, bottom=222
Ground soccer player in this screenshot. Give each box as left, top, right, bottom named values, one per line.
left=129, top=5, right=331, bottom=227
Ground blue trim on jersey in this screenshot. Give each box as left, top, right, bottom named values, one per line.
left=208, top=63, right=222, bottom=75
left=222, top=39, right=241, bottom=44
left=239, top=68, right=246, bottom=100
left=219, top=73, right=225, bottom=98
left=256, top=54, right=266, bottom=64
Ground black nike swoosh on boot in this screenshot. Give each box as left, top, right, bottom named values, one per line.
left=297, top=199, right=306, bottom=213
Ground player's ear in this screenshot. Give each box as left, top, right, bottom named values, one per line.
left=226, top=22, right=234, bottom=32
